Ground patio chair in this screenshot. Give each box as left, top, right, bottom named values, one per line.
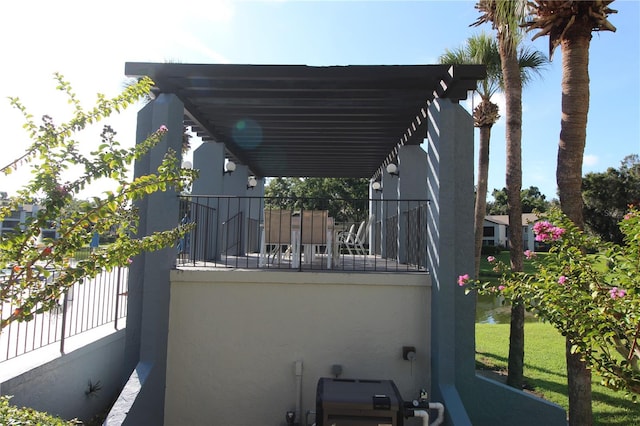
left=338, top=220, right=367, bottom=255
left=259, top=209, right=292, bottom=266
left=337, top=224, right=356, bottom=253
left=291, top=210, right=330, bottom=267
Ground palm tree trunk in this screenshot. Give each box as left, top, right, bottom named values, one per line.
left=558, top=19, right=593, bottom=426
left=499, top=33, right=525, bottom=390
left=566, top=339, right=592, bottom=425
left=474, top=124, right=492, bottom=279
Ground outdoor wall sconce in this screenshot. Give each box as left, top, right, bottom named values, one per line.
left=224, top=160, right=236, bottom=175
left=181, top=160, right=193, bottom=169
left=371, top=181, right=382, bottom=192
left=386, top=163, right=399, bottom=177
left=247, top=176, right=257, bottom=189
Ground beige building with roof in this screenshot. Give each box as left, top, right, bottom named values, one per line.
left=483, top=213, right=540, bottom=252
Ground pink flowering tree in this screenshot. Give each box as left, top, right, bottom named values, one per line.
left=460, top=207, right=640, bottom=396
left=0, top=74, right=197, bottom=329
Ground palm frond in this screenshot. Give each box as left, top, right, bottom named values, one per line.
left=439, top=32, right=502, bottom=99
left=473, top=0, right=528, bottom=53
left=517, top=46, right=549, bottom=86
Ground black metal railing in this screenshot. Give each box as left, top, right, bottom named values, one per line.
left=0, top=266, right=128, bottom=362
left=221, top=211, right=244, bottom=256
left=177, top=195, right=429, bottom=272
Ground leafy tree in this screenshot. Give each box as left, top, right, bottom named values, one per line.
left=583, top=155, right=640, bottom=244
left=487, top=187, right=509, bottom=215
left=440, top=32, right=547, bottom=281
left=264, top=177, right=368, bottom=222
left=264, top=177, right=296, bottom=209
left=0, top=74, right=196, bottom=329
left=462, top=206, right=640, bottom=397
left=521, top=186, right=550, bottom=213
left=524, top=1, right=618, bottom=422
left=487, top=186, right=550, bottom=214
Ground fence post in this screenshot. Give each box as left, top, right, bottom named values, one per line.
left=115, top=266, right=122, bottom=330
left=59, top=289, right=69, bottom=355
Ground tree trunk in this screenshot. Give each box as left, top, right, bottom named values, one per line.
left=566, top=339, right=592, bottom=425
left=558, top=18, right=593, bottom=426
left=499, top=32, right=525, bottom=390
left=508, top=303, right=525, bottom=389
left=473, top=122, right=492, bottom=279
left=558, top=29, right=590, bottom=230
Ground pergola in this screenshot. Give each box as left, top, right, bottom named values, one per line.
left=114, top=62, right=566, bottom=426
left=124, top=62, right=484, bottom=179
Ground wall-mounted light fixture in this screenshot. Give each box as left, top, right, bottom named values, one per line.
left=224, top=160, right=236, bottom=175
left=386, top=163, right=399, bottom=177
left=247, top=176, right=257, bottom=190
left=181, top=160, right=193, bottom=169
left=371, top=181, right=382, bottom=192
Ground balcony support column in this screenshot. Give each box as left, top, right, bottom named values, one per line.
left=380, top=167, right=398, bottom=258
left=397, top=145, right=428, bottom=264
left=192, top=142, right=225, bottom=261
left=119, top=93, right=184, bottom=426
left=426, top=98, right=566, bottom=425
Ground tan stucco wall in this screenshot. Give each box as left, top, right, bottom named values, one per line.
left=165, top=269, right=431, bottom=426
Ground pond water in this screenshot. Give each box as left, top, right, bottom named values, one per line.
left=475, top=294, right=539, bottom=324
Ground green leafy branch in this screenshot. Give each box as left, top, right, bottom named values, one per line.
left=0, top=74, right=197, bottom=330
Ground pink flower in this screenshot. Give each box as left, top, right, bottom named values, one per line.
left=558, top=275, right=568, bottom=285
left=533, top=221, right=565, bottom=242
left=127, top=258, right=133, bottom=264
left=457, top=274, right=470, bottom=286
left=551, top=227, right=565, bottom=240
left=487, top=256, right=496, bottom=263
left=54, top=184, right=69, bottom=197
left=498, top=285, right=506, bottom=291
left=609, top=287, right=626, bottom=299
left=159, top=125, right=168, bottom=132
left=524, top=250, right=535, bottom=259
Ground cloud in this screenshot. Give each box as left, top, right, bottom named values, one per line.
left=175, top=31, right=231, bottom=63
left=583, top=154, right=599, bottom=167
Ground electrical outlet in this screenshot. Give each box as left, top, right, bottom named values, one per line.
left=402, top=346, right=416, bottom=360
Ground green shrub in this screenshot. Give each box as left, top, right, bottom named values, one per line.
left=481, top=244, right=502, bottom=255
left=0, top=395, right=80, bottom=425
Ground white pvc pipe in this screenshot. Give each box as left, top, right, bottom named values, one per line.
left=428, top=402, right=445, bottom=426
left=410, top=402, right=445, bottom=426
left=412, top=409, right=429, bottom=426
left=294, top=360, right=303, bottom=423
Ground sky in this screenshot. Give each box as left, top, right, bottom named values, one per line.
left=0, top=0, right=638, bottom=201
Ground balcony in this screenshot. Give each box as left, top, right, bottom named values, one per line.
left=176, top=195, right=429, bottom=273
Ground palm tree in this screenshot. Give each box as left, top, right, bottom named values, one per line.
left=524, top=2, right=617, bottom=424
left=472, top=0, right=529, bottom=390
left=526, top=0, right=616, bottom=226
left=439, top=33, right=547, bottom=281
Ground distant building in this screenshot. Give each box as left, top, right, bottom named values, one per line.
left=483, top=213, right=539, bottom=252
left=0, top=199, right=58, bottom=241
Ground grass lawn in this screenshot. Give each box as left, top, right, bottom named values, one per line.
left=476, top=316, right=639, bottom=425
